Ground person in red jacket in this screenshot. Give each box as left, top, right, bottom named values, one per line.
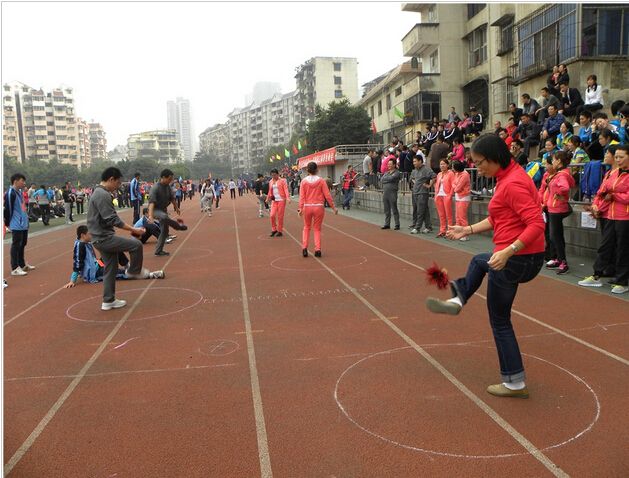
left=545, top=151, right=575, bottom=274
left=298, top=161, right=338, bottom=257
left=266, top=168, right=291, bottom=237
left=426, top=134, right=545, bottom=398
left=578, top=145, right=629, bottom=294
left=434, top=159, right=454, bottom=237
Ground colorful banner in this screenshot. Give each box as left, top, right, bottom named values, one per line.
left=298, top=147, right=336, bottom=169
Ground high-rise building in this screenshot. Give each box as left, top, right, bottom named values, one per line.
left=246, top=82, right=282, bottom=106
left=166, top=97, right=194, bottom=162
left=1, top=82, right=91, bottom=168
left=89, top=122, right=107, bottom=163
left=294, top=57, right=359, bottom=131
left=199, top=123, right=230, bottom=164
left=77, top=118, right=91, bottom=168
left=127, top=130, right=182, bottom=163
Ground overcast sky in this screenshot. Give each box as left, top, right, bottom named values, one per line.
left=2, top=1, right=418, bottom=148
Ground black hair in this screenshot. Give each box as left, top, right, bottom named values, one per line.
left=615, top=144, right=629, bottom=155
left=606, top=145, right=619, bottom=157
left=559, top=81, right=570, bottom=87
left=270, top=168, right=279, bottom=175
left=521, top=93, right=531, bottom=100
left=307, top=162, right=318, bottom=174
left=439, top=158, right=450, bottom=167
left=620, top=104, right=629, bottom=118
left=76, top=225, right=88, bottom=239
left=561, top=121, right=574, bottom=134
left=142, top=207, right=149, bottom=215
left=387, top=157, right=396, bottom=165
left=257, top=173, right=263, bottom=178
left=569, top=136, right=582, bottom=147
left=101, top=167, right=122, bottom=182
left=586, top=74, right=598, bottom=92
left=470, top=134, right=511, bottom=169
left=545, top=137, right=557, bottom=146
left=134, top=172, right=141, bottom=178
left=579, top=110, right=593, bottom=120
left=40, top=184, right=46, bottom=190
left=541, top=87, right=550, bottom=93
left=452, top=161, right=465, bottom=172
left=599, top=128, right=614, bottom=140
left=611, top=100, right=626, bottom=117
left=512, top=139, right=524, bottom=148
left=553, top=150, right=572, bottom=168
left=10, top=173, right=25, bottom=183
left=593, top=111, right=608, bottom=120
left=160, top=168, right=174, bottom=178
left=509, top=102, right=517, bottom=108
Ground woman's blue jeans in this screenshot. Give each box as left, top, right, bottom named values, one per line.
left=452, top=252, right=544, bottom=383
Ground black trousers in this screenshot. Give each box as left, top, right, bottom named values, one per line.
left=38, top=204, right=50, bottom=225
left=548, top=211, right=570, bottom=262
left=10, top=229, right=28, bottom=270
left=594, top=219, right=629, bottom=285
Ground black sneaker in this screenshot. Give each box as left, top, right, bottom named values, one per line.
left=155, top=251, right=170, bottom=256
left=270, top=231, right=277, bottom=237
left=302, top=249, right=308, bottom=257
left=314, top=250, right=322, bottom=257
left=381, top=225, right=390, bottom=230
left=275, top=232, right=283, bottom=237
left=394, top=225, right=400, bottom=230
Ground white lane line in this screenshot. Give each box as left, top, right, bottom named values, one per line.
left=325, top=223, right=629, bottom=367
left=3, top=215, right=204, bottom=477
left=232, top=203, right=273, bottom=478
left=4, top=363, right=237, bottom=382
left=282, top=228, right=568, bottom=478
left=4, top=286, right=64, bottom=327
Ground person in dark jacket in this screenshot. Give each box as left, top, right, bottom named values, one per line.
left=521, top=94, right=541, bottom=119
left=509, top=103, right=523, bottom=125
left=541, top=105, right=565, bottom=141
left=381, top=157, right=402, bottom=230
left=470, top=107, right=483, bottom=134
left=558, top=81, right=584, bottom=117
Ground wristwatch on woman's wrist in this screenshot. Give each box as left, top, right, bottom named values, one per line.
left=510, top=244, right=518, bottom=253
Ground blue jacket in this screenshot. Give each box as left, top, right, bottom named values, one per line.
left=71, top=240, right=100, bottom=283
left=525, top=160, right=545, bottom=189
left=581, top=160, right=607, bottom=198
left=578, top=126, right=592, bottom=144
left=4, top=187, right=29, bottom=231
left=130, top=177, right=141, bottom=201
left=543, top=113, right=565, bottom=136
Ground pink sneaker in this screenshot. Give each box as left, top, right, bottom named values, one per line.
left=546, top=259, right=560, bottom=269
left=556, top=261, right=569, bottom=275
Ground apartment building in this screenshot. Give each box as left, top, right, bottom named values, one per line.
left=77, top=119, right=91, bottom=168
left=2, top=83, right=21, bottom=161
left=127, top=130, right=182, bottom=163
left=199, top=123, right=230, bottom=163
left=357, top=62, right=422, bottom=145
left=294, top=57, right=359, bottom=131
left=167, top=97, right=194, bottom=162
left=89, top=122, right=107, bottom=163
left=400, top=3, right=629, bottom=130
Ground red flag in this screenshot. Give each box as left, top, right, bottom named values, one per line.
left=292, top=144, right=298, bottom=155
left=371, top=119, right=377, bottom=134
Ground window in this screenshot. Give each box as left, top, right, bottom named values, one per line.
left=404, top=92, right=441, bottom=121
left=335, top=90, right=343, bottom=98
left=333, top=62, right=341, bottom=71
left=468, top=26, right=487, bottom=67
left=492, top=77, right=515, bottom=113
left=395, top=86, right=402, bottom=97
left=498, top=21, right=514, bottom=55
left=334, top=76, right=342, bottom=85
left=386, top=94, right=391, bottom=110
left=516, top=4, right=577, bottom=79
left=429, top=50, right=439, bottom=72
left=467, top=4, right=485, bottom=19
left=370, top=105, right=375, bottom=118
left=582, top=6, right=629, bottom=56
left=377, top=100, right=382, bottom=116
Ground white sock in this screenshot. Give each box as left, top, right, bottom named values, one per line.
left=446, top=297, right=463, bottom=307
left=503, top=381, right=526, bottom=390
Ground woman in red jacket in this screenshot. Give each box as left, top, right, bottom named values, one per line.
left=539, top=156, right=557, bottom=263
left=434, top=159, right=454, bottom=237
left=298, top=162, right=338, bottom=257
left=266, top=168, right=291, bottom=237
left=545, top=151, right=575, bottom=274
left=452, top=161, right=471, bottom=241
left=426, top=134, right=545, bottom=398
left=578, top=145, right=629, bottom=294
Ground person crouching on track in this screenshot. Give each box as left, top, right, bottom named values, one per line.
left=426, top=134, right=545, bottom=398
left=64, top=225, right=164, bottom=288
left=134, top=207, right=172, bottom=244
left=298, top=161, right=338, bottom=257
left=87, top=167, right=164, bottom=310
left=266, top=168, right=291, bottom=237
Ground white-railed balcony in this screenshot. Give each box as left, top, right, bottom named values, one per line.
left=402, top=23, right=440, bottom=57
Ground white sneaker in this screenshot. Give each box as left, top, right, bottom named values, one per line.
left=165, top=237, right=173, bottom=244
left=125, top=267, right=150, bottom=280
left=11, top=267, right=27, bottom=276
left=611, top=285, right=629, bottom=294
left=101, top=299, right=127, bottom=310
left=459, top=236, right=469, bottom=241
left=149, top=270, right=165, bottom=279
left=3, top=280, right=8, bottom=289
left=578, top=276, right=603, bottom=287
left=22, top=264, right=36, bottom=271
left=420, top=228, right=431, bottom=234
left=410, top=228, right=419, bottom=234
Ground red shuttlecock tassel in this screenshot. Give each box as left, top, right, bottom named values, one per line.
left=426, top=263, right=449, bottom=289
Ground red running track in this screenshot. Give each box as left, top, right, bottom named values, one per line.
left=3, top=194, right=628, bottom=477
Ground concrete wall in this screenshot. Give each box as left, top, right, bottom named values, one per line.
left=349, top=190, right=601, bottom=259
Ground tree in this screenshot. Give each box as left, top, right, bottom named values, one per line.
left=305, top=99, right=371, bottom=151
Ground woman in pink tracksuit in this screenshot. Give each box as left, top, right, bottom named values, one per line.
left=298, top=162, right=338, bottom=257
left=452, top=161, right=471, bottom=240
left=266, top=168, right=291, bottom=237
left=545, top=150, right=575, bottom=275
left=434, top=159, right=454, bottom=237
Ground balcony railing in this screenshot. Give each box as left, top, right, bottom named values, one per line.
left=402, top=23, right=440, bottom=57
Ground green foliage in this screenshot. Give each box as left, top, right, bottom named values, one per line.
left=305, top=99, right=371, bottom=151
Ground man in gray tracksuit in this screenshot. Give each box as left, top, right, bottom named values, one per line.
left=87, top=167, right=156, bottom=311
left=409, top=152, right=436, bottom=234
left=381, top=156, right=402, bottom=230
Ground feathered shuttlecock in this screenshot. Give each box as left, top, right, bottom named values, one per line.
left=426, top=263, right=450, bottom=289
